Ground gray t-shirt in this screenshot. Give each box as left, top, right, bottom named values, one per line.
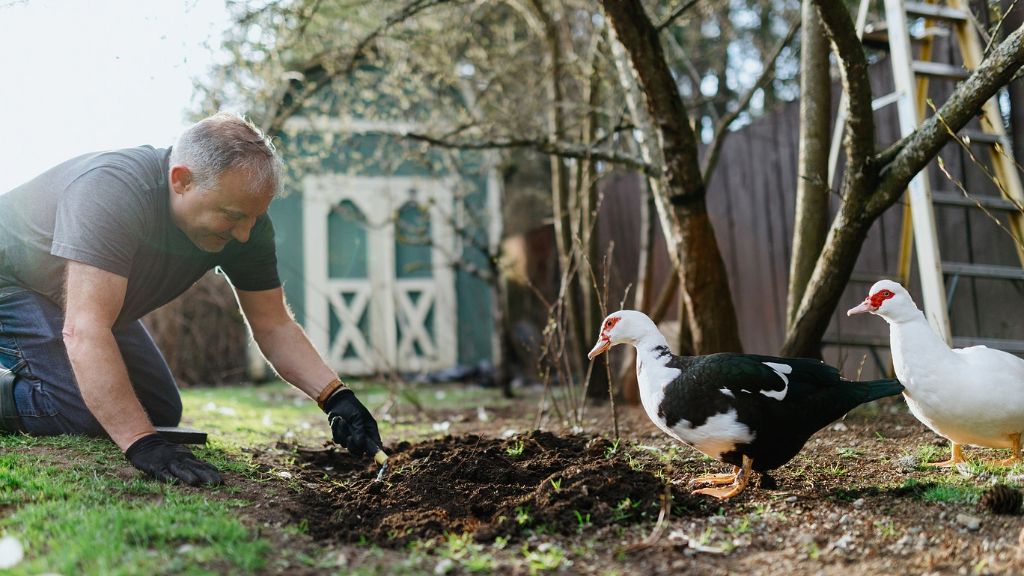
left=0, top=146, right=280, bottom=325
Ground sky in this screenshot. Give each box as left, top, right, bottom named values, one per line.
left=0, top=0, right=233, bottom=193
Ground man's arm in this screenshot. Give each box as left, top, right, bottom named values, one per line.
left=236, top=287, right=384, bottom=457
left=62, top=261, right=152, bottom=450
left=234, top=287, right=337, bottom=400
left=63, top=261, right=222, bottom=485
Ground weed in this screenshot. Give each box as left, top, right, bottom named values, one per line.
left=507, top=440, right=525, bottom=457
left=520, top=542, right=569, bottom=574
left=439, top=533, right=496, bottom=572
left=915, top=444, right=943, bottom=465
left=805, top=541, right=821, bottom=560
left=874, top=519, right=898, bottom=539
left=515, top=506, right=532, bottom=526
left=573, top=510, right=591, bottom=532
left=550, top=478, right=563, bottom=492
left=725, top=517, right=751, bottom=536
left=837, top=447, right=860, bottom=459
left=827, top=461, right=847, bottom=477
left=612, top=497, right=639, bottom=523
left=625, top=453, right=644, bottom=472
left=752, top=502, right=772, bottom=518
left=604, top=438, right=621, bottom=459
left=697, top=526, right=714, bottom=546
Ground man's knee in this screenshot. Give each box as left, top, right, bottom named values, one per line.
left=147, top=390, right=182, bottom=427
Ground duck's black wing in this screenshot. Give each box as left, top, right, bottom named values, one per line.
left=659, top=352, right=901, bottom=470
left=662, top=352, right=842, bottom=406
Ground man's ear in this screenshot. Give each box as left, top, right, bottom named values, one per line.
left=169, top=165, right=193, bottom=195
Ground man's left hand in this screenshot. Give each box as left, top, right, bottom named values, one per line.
left=323, top=389, right=383, bottom=458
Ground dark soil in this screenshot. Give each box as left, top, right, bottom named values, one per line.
left=234, top=400, right=1024, bottom=574
left=291, top=431, right=715, bottom=545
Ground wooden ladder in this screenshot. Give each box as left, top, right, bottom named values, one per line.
left=829, top=0, right=1024, bottom=354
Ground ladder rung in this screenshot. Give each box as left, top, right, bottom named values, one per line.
left=904, top=2, right=969, bottom=23
left=943, top=262, right=1024, bottom=281
left=861, top=23, right=938, bottom=47
left=913, top=60, right=971, bottom=80
left=932, top=191, right=1020, bottom=211
left=952, top=337, right=1024, bottom=354
left=872, top=91, right=903, bottom=110
left=959, top=130, right=1012, bottom=147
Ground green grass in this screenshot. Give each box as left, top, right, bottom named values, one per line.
left=897, top=477, right=982, bottom=504
left=0, top=434, right=267, bottom=575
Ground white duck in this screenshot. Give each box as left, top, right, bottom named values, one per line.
left=848, top=279, right=1024, bottom=466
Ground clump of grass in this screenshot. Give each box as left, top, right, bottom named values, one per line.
left=506, top=440, right=525, bottom=457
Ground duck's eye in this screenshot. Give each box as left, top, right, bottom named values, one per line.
left=882, top=290, right=892, bottom=297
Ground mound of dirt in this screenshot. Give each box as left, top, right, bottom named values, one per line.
left=289, top=431, right=713, bottom=545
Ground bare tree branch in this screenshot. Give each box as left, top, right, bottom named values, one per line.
left=399, top=131, right=660, bottom=175
left=263, top=0, right=463, bottom=136
left=656, top=0, right=700, bottom=32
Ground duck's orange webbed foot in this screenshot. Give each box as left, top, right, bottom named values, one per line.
left=692, top=468, right=739, bottom=486
left=692, top=456, right=752, bottom=500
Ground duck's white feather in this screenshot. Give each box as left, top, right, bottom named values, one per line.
left=874, top=281, right=1024, bottom=449
left=633, top=334, right=755, bottom=460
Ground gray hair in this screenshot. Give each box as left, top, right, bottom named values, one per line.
left=170, top=112, right=282, bottom=195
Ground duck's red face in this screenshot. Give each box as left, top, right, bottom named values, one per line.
left=587, top=316, right=621, bottom=359
left=847, top=287, right=896, bottom=316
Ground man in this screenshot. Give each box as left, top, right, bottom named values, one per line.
left=0, top=112, right=383, bottom=486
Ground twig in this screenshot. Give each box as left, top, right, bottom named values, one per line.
left=627, top=477, right=673, bottom=551
left=655, top=0, right=700, bottom=32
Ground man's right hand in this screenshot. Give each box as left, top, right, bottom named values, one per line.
left=125, top=435, right=223, bottom=486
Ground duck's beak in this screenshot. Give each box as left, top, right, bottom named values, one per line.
left=588, top=338, right=611, bottom=360
left=846, top=299, right=874, bottom=316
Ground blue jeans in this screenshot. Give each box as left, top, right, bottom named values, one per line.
left=0, top=286, right=181, bottom=436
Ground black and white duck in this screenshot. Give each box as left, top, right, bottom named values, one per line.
left=588, top=310, right=904, bottom=499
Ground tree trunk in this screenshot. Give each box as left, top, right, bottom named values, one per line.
left=603, top=0, right=743, bottom=354
left=786, top=0, right=832, bottom=335
left=781, top=208, right=875, bottom=357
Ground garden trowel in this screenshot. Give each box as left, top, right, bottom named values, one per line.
left=373, top=445, right=389, bottom=482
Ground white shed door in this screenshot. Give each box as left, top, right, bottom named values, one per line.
left=302, top=175, right=457, bottom=375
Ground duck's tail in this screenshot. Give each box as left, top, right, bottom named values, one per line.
left=857, top=378, right=904, bottom=402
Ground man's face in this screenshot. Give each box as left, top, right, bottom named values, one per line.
left=169, top=166, right=274, bottom=253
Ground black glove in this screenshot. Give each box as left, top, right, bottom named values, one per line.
left=125, top=434, right=223, bottom=487
left=324, top=388, right=383, bottom=458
